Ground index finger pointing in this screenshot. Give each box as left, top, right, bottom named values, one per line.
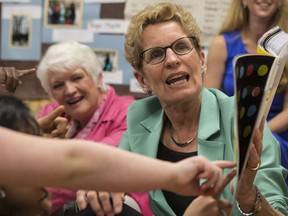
left=45, top=105, right=65, bottom=121
left=17, top=68, right=36, bottom=77
left=213, top=161, right=236, bottom=169
left=38, top=106, right=65, bottom=126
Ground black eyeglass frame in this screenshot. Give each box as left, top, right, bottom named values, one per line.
left=140, top=36, right=198, bottom=65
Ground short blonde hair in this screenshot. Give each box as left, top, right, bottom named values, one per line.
left=125, top=2, right=202, bottom=71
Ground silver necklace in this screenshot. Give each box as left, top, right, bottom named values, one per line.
left=0, top=188, right=6, bottom=199
left=170, top=128, right=197, bottom=147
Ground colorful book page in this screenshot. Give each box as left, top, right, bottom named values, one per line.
left=234, top=54, right=275, bottom=179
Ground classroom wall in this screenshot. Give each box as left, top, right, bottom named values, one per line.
left=0, top=1, right=147, bottom=114
left=0, top=0, right=229, bottom=111
left=0, top=1, right=144, bottom=105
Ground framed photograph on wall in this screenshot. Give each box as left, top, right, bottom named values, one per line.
left=10, top=14, right=31, bottom=48
left=94, top=49, right=119, bottom=72
left=44, top=0, right=83, bottom=28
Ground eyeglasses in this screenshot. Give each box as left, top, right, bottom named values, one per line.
left=140, top=36, right=196, bottom=65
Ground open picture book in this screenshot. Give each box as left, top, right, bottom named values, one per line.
left=232, top=26, right=288, bottom=203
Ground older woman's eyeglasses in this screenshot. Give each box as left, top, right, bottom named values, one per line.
left=140, top=36, right=196, bottom=65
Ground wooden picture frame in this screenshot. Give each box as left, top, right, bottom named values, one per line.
left=10, top=14, right=31, bottom=48
left=44, top=0, right=83, bottom=28
left=94, top=49, right=119, bottom=72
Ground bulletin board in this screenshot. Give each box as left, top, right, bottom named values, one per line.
left=124, top=0, right=231, bottom=47
left=0, top=1, right=130, bottom=99
left=0, top=0, right=231, bottom=100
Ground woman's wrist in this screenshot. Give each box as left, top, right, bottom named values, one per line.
left=237, top=186, right=256, bottom=210
left=237, top=186, right=262, bottom=215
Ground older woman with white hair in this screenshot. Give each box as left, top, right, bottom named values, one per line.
left=36, top=40, right=141, bottom=215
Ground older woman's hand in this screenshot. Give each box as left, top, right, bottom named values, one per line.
left=76, top=190, right=125, bottom=216
left=235, top=118, right=264, bottom=213
left=37, top=105, right=68, bottom=138
left=0, top=67, right=36, bottom=94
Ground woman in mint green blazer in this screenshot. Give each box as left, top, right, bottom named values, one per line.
left=120, top=2, right=288, bottom=216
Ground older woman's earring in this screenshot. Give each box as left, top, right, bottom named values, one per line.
left=0, top=188, right=6, bottom=199
left=201, top=71, right=206, bottom=80
left=98, top=84, right=103, bottom=92
left=147, top=90, right=153, bottom=95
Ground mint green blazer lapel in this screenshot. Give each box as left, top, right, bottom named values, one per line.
left=129, top=101, right=175, bottom=215
left=198, top=88, right=227, bottom=162
left=142, top=107, right=177, bottom=216
left=131, top=108, right=165, bottom=157
left=198, top=89, right=235, bottom=200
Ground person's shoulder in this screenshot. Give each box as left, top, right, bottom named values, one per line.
left=128, top=96, right=161, bottom=117
left=119, top=95, right=135, bottom=103
left=204, top=87, right=229, bottom=97
left=40, top=100, right=59, bottom=110
left=222, top=31, right=242, bottom=44
left=204, top=88, right=234, bottom=105
left=209, top=34, right=225, bottom=48
left=203, top=88, right=234, bottom=120
left=222, top=30, right=240, bottom=37
left=107, top=85, right=135, bottom=105
left=114, top=94, right=135, bottom=106
left=130, top=95, right=160, bottom=107
left=208, top=35, right=227, bottom=57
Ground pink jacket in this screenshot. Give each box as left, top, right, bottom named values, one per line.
left=37, top=86, right=153, bottom=216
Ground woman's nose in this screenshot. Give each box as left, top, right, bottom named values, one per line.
left=164, top=48, right=181, bottom=66
left=64, top=82, right=76, bottom=95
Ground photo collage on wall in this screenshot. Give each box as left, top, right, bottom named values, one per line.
left=44, top=0, right=83, bottom=28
